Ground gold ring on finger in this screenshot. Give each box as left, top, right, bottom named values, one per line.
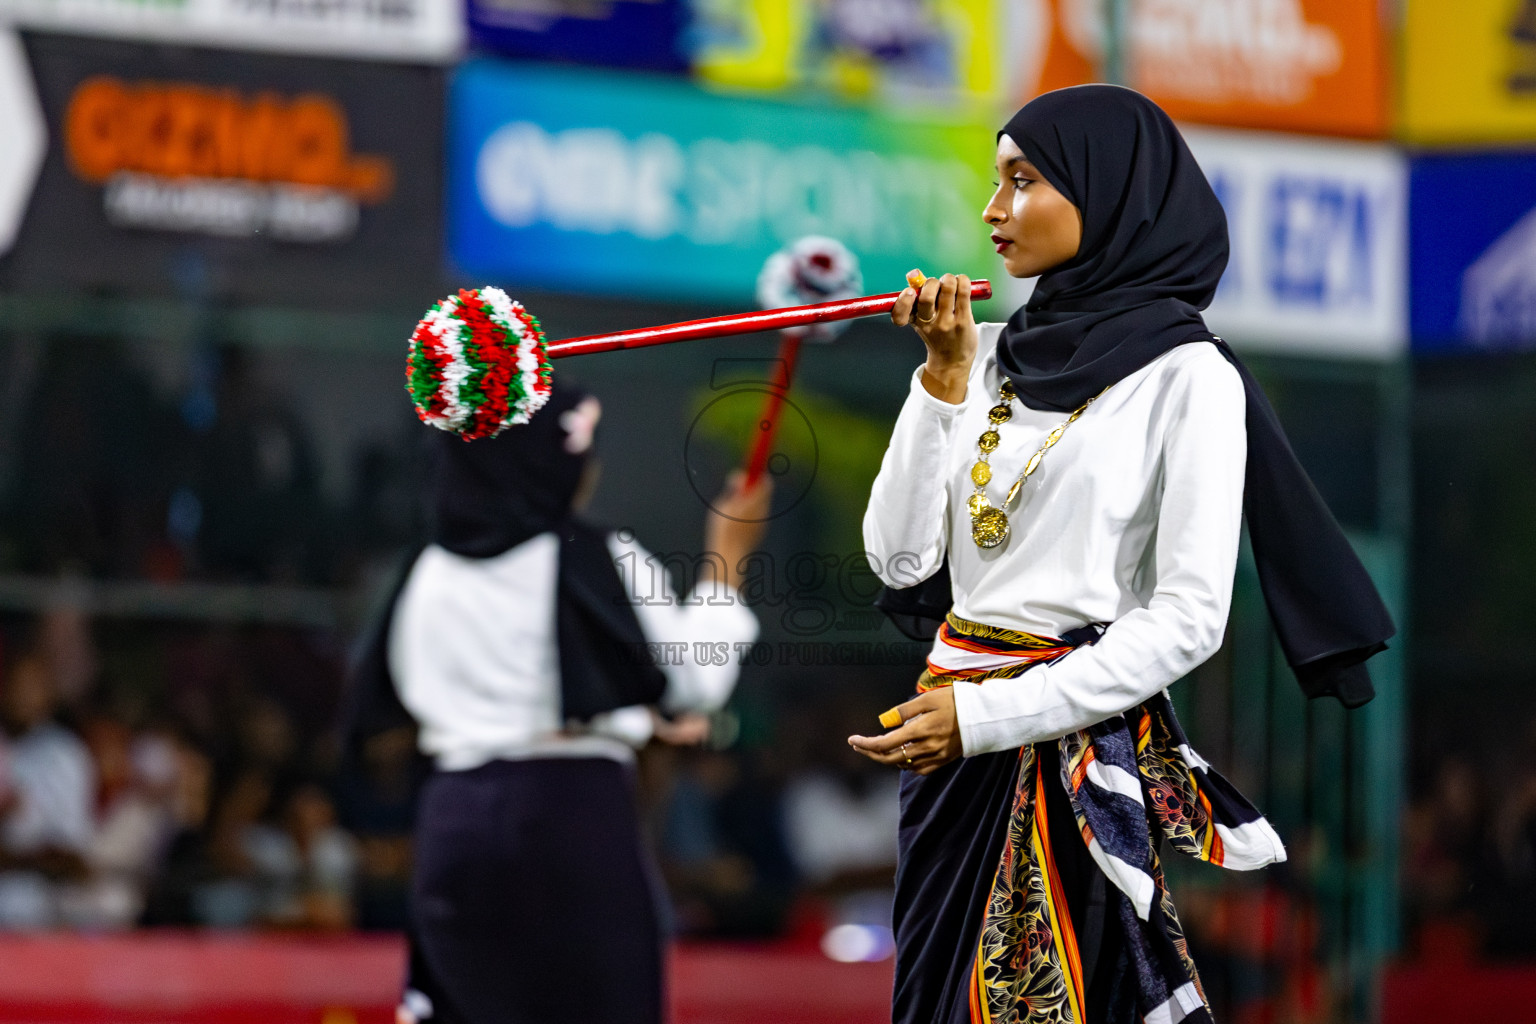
left=914, top=313, right=935, bottom=325
left=902, top=742, right=913, bottom=764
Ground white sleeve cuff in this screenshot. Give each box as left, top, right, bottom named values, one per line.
left=906, top=364, right=972, bottom=417
left=678, top=582, right=760, bottom=644
left=951, top=678, right=1043, bottom=757
left=951, top=682, right=993, bottom=757
left=587, top=705, right=656, bottom=748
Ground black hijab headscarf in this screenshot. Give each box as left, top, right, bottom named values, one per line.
left=880, top=85, right=1394, bottom=707
left=342, top=384, right=667, bottom=770
left=430, top=385, right=593, bottom=558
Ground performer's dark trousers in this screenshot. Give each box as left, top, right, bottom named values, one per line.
left=410, top=757, right=664, bottom=1024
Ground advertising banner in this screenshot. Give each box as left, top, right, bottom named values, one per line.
left=0, top=0, right=462, bottom=63
left=448, top=60, right=998, bottom=305
left=468, top=0, right=688, bottom=72
left=1410, top=153, right=1536, bottom=354
left=1401, top=0, right=1536, bottom=144
left=0, top=32, right=444, bottom=307
left=1184, top=127, right=1406, bottom=359
left=693, top=0, right=1002, bottom=102
left=1013, top=0, right=1388, bottom=137
left=0, top=30, right=45, bottom=257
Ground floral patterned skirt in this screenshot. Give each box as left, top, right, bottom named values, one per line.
left=890, top=615, right=1287, bottom=1024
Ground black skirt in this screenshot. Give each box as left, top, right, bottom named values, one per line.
left=409, top=757, right=664, bottom=1024
left=892, top=743, right=1134, bottom=1024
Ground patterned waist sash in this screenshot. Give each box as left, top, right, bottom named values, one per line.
left=917, top=614, right=1097, bottom=692
left=925, top=613, right=1287, bottom=1024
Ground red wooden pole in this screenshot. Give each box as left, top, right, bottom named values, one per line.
left=742, top=335, right=803, bottom=488
left=545, top=280, right=992, bottom=360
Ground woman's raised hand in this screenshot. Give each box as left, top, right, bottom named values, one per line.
left=704, top=470, right=773, bottom=591
left=891, top=271, right=977, bottom=404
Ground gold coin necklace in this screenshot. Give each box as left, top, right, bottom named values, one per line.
left=967, top=378, right=1109, bottom=549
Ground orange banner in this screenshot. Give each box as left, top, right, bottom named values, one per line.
left=63, top=76, right=394, bottom=201
left=1014, top=0, right=1388, bottom=138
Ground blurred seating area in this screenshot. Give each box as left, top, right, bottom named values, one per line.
left=0, top=609, right=367, bottom=932
left=1402, top=748, right=1536, bottom=961
left=0, top=602, right=912, bottom=943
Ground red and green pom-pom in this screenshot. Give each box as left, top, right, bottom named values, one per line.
left=406, top=287, right=552, bottom=439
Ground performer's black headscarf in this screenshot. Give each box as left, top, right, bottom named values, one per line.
left=881, top=85, right=1394, bottom=707
left=430, top=386, right=594, bottom=559
left=342, top=384, right=667, bottom=776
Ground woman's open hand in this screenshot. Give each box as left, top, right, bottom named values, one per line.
left=891, top=272, right=977, bottom=404
left=847, top=687, right=963, bottom=776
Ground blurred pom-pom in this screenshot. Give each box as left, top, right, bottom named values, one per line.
left=756, top=236, right=863, bottom=342
left=405, top=287, right=552, bottom=440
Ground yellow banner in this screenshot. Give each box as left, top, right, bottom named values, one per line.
left=692, top=0, right=999, bottom=103
left=1402, top=0, right=1536, bottom=143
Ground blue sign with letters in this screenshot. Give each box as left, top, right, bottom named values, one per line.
left=1183, top=127, right=1407, bottom=360
left=1410, top=152, right=1536, bottom=354
left=467, top=0, right=688, bottom=72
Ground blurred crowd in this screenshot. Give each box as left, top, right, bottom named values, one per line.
left=0, top=606, right=381, bottom=931
left=1402, top=744, right=1536, bottom=960
left=0, top=605, right=907, bottom=938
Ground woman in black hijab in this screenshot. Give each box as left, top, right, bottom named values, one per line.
left=850, top=86, right=1393, bottom=1024
left=349, top=382, right=772, bottom=1024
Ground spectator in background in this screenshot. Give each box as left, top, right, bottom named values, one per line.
left=35, top=603, right=98, bottom=719
left=335, top=724, right=420, bottom=930
left=139, top=730, right=215, bottom=926
left=190, top=769, right=275, bottom=927
left=242, top=781, right=357, bottom=931
left=232, top=695, right=299, bottom=780
left=782, top=759, right=899, bottom=886
left=1401, top=753, right=1489, bottom=954
left=657, top=747, right=798, bottom=938
left=781, top=701, right=899, bottom=889
left=0, top=651, right=95, bottom=928
left=1485, top=752, right=1536, bottom=958
left=70, top=714, right=175, bottom=927
left=187, top=689, right=360, bottom=931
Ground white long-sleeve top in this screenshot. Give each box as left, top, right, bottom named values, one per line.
left=863, top=325, right=1246, bottom=756
left=390, top=531, right=759, bottom=770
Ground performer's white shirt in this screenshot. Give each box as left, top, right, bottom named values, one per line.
left=863, top=325, right=1247, bottom=756
left=390, top=531, right=759, bottom=770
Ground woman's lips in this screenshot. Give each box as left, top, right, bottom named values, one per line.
left=991, top=234, right=1012, bottom=254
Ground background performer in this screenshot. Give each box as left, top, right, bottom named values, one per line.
left=354, top=383, right=769, bottom=1024
left=851, top=86, right=1394, bottom=1024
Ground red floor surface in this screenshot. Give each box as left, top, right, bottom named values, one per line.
left=0, top=933, right=894, bottom=1024
left=1381, top=960, right=1536, bottom=1024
